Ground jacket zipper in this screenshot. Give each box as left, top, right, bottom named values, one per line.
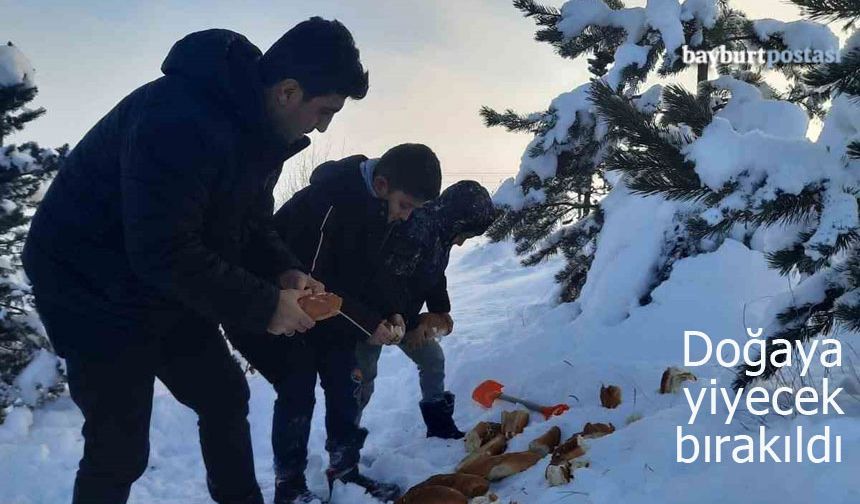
left=310, top=205, right=334, bottom=275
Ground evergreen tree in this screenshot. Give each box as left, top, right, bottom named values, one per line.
left=729, top=0, right=860, bottom=389
left=484, top=0, right=839, bottom=309
left=0, top=42, right=67, bottom=423
left=575, top=0, right=860, bottom=390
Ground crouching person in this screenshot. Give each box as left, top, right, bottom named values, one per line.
left=20, top=17, right=368, bottom=504
left=355, top=181, right=496, bottom=439
left=230, top=144, right=442, bottom=503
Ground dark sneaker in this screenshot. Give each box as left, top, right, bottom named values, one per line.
left=274, top=477, right=322, bottom=504
left=420, top=392, right=465, bottom=440
left=327, top=467, right=402, bottom=502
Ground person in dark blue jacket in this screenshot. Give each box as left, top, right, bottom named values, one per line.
left=355, top=181, right=496, bottom=439
left=22, top=18, right=367, bottom=504
left=230, top=144, right=441, bottom=503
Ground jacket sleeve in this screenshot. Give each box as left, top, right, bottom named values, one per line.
left=425, top=273, right=451, bottom=314
left=404, top=273, right=450, bottom=331
left=273, top=187, right=383, bottom=340
left=120, top=115, right=279, bottom=334
left=242, top=170, right=307, bottom=279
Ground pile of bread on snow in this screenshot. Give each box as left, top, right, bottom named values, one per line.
left=394, top=366, right=697, bottom=504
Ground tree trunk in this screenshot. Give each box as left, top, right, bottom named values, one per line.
left=697, top=62, right=709, bottom=83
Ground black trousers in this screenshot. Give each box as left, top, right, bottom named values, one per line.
left=232, top=327, right=365, bottom=483
left=37, top=301, right=263, bottom=504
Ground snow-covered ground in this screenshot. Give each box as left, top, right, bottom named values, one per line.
left=3, top=235, right=860, bottom=503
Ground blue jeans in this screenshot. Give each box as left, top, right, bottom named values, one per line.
left=267, top=331, right=366, bottom=482
left=354, top=337, right=446, bottom=417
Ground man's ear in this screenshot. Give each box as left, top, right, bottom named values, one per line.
left=373, top=175, right=389, bottom=197
left=276, top=78, right=303, bottom=106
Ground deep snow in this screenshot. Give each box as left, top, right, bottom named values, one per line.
left=3, top=236, right=860, bottom=503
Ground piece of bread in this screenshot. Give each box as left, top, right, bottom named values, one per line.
left=395, top=485, right=468, bottom=504
left=660, top=366, right=697, bottom=394
left=545, top=457, right=590, bottom=487
left=600, top=385, right=622, bottom=409
left=581, top=422, right=615, bottom=439
left=416, top=474, right=489, bottom=498
left=468, top=494, right=499, bottom=504
left=546, top=434, right=590, bottom=487
left=501, top=410, right=530, bottom=439
left=486, top=451, right=543, bottom=481
left=528, top=426, right=562, bottom=456
left=549, top=434, right=586, bottom=466
left=456, top=434, right=507, bottom=473
left=465, top=422, right=502, bottom=453
left=545, top=461, right=573, bottom=487
left=297, top=292, right=342, bottom=321
left=459, top=451, right=543, bottom=481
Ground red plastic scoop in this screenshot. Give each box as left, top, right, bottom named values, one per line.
left=472, top=379, right=570, bottom=420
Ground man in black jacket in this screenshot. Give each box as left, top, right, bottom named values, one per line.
left=230, top=144, right=441, bottom=503
left=22, top=18, right=367, bottom=504
left=355, top=181, right=496, bottom=439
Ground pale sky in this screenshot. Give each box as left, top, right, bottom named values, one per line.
left=6, top=0, right=806, bottom=192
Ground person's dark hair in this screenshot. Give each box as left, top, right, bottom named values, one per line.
left=260, top=17, right=369, bottom=100
left=375, top=143, right=442, bottom=202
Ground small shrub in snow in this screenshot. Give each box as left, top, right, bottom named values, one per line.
left=0, top=42, right=67, bottom=424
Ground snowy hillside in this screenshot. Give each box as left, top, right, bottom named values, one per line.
left=3, top=229, right=859, bottom=503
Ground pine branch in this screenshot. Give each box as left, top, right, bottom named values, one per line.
left=591, top=80, right=708, bottom=201
left=513, top=0, right=561, bottom=26
left=763, top=228, right=859, bottom=276
left=791, top=0, right=860, bottom=24
left=805, top=49, right=860, bottom=97
left=751, top=188, right=822, bottom=226
left=515, top=0, right=628, bottom=63
left=733, top=294, right=837, bottom=390
left=834, top=300, right=860, bottom=331
left=660, top=84, right=714, bottom=136
left=480, top=106, right=543, bottom=133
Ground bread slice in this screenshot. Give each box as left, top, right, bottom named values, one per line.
left=297, top=292, right=342, bottom=321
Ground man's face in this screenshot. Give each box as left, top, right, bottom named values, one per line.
left=266, top=80, right=346, bottom=144
left=373, top=176, right=425, bottom=223
left=386, top=190, right=424, bottom=223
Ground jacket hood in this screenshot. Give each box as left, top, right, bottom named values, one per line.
left=430, top=180, right=496, bottom=243
left=310, top=154, right=368, bottom=187
left=161, top=29, right=266, bottom=131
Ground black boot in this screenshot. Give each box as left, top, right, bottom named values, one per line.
left=274, top=476, right=321, bottom=504
left=419, top=392, right=465, bottom=440
left=327, top=466, right=402, bottom=502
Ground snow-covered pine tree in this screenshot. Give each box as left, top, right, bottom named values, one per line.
left=727, top=0, right=860, bottom=388
left=485, top=0, right=838, bottom=310
left=0, top=42, right=67, bottom=424
left=547, top=0, right=858, bottom=389
left=585, top=0, right=860, bottom=389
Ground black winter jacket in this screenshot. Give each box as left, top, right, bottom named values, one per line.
left=383, top=180, right=496, bottom=330
left=272, top=155, right=401, bottom=340
left=23, top=29, right=307, bottom=355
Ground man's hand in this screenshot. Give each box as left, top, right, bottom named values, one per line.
left=367, top=321, right=399, bottom=346
left=419, top=312, right=454, bottom=337
left=306, top=275, right=325, bottom=294
left=404, top=312, right=453, bottom=350
left=440, top=313, right=454, bottom=334
left=278, top=269, right=326, bottom=294
left=267, top=288, right=315, bottom=336
left=388, top=314, right=406, bottom=344
left=403, top=326, right=430, bottom=350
